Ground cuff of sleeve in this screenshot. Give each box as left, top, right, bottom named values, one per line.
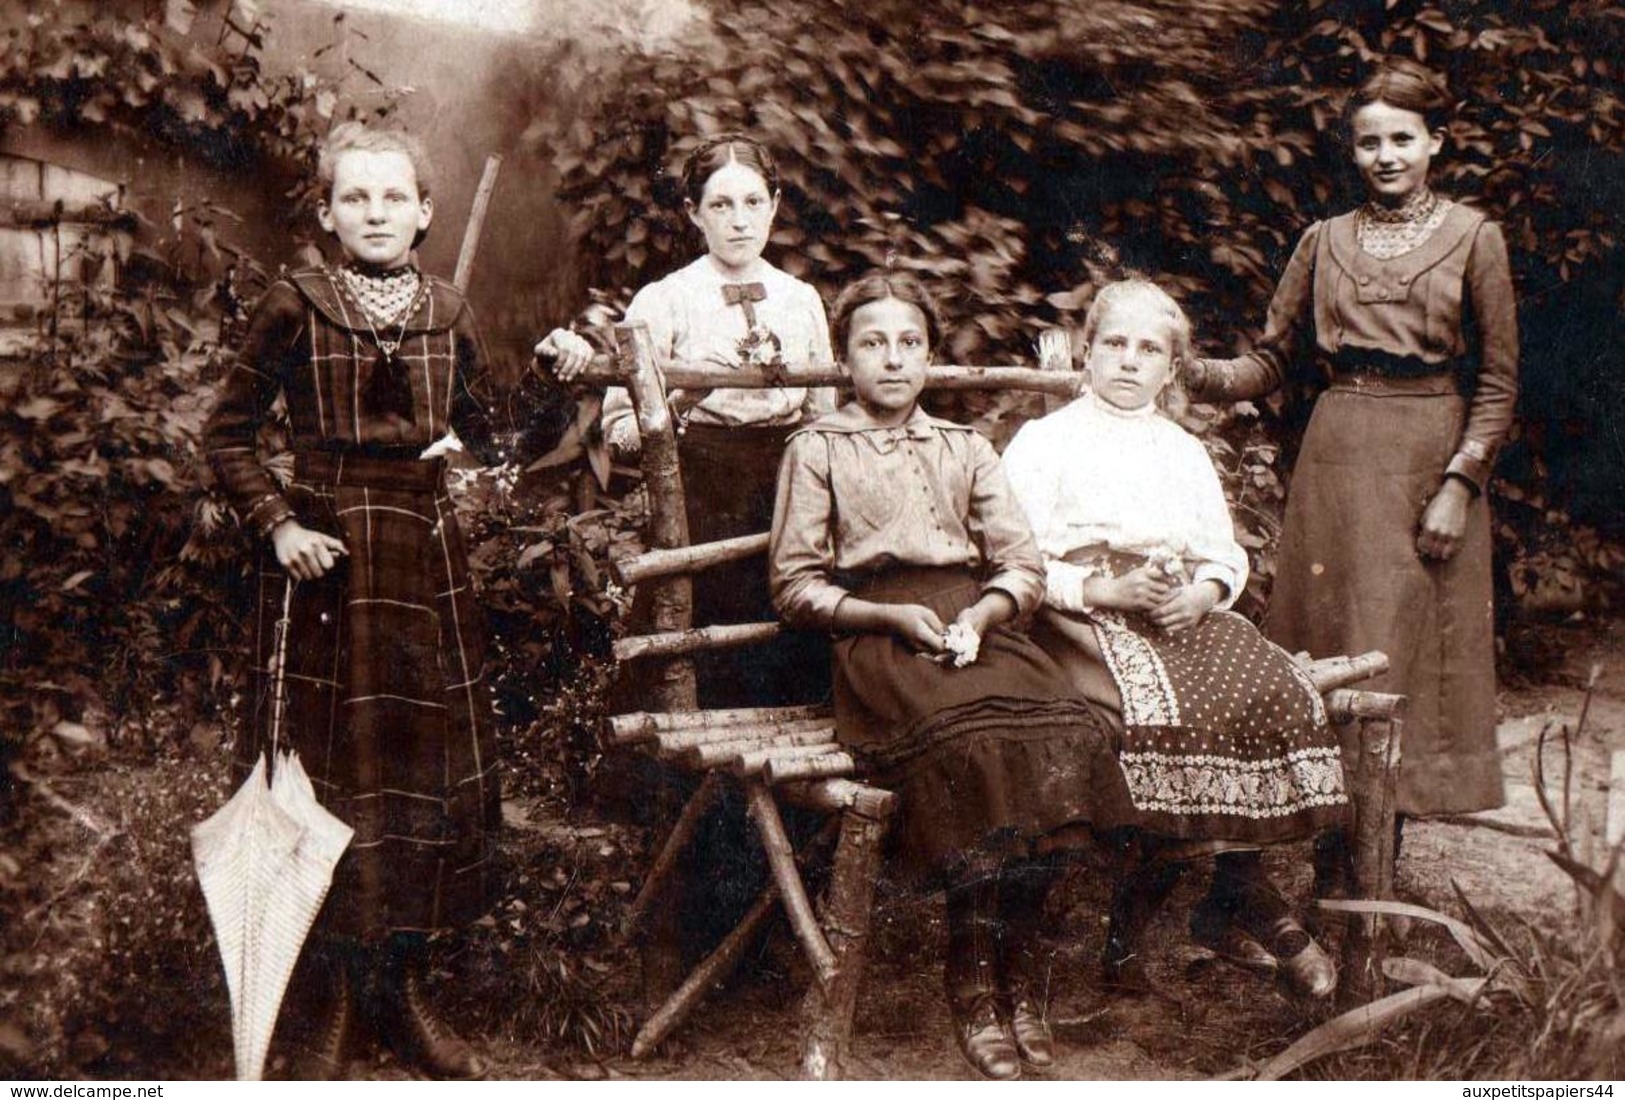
left=1186, top=358, right=1228, bottom=402
left=1444, top=442, right=1493, bottom=495
left=797, top=586, right=851, bottom=633
left=248, top=495, right=295, bottom=540
left=1191, top=563, right=1238, bottom=611
left=980, top=578, right=1035, bottom=618
left=606, top=416, right=642, bottom=456
left=1044, top=560, right=1101, bottom=615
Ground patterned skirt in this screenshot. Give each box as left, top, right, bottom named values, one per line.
left=832, top=567, right=1137, bottom=877
left=1033, top=567, right=1349, bottom=845
left=238, top=451, right=499, bottom=942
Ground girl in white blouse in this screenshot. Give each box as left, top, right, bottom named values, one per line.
left=560, top=133, right=836, bottom=709
left=1003, top=279, right=1346, bottom=1001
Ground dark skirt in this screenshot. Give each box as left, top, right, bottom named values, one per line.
left=1266, top=381, right=1503, bottom=815
left=238, top=452, right=499, bottom=941
left=832, top=567, right=1136, bottom=876
left=1034, top=589, right=1348, bottom=845
left=680, top=424, right=831, bottom=708
left=611, top=424, right=831, bottom=711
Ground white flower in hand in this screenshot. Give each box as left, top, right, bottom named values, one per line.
left=941, top=621, right=982, bottom=668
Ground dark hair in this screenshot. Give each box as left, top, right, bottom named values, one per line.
left=1344, top=58, right=1454, bottom=136
left=679, top=132, right=780, bottom=205
left=829, top=271, right=945, bottom=357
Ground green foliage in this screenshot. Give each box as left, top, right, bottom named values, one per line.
left=0, top=272, right=253, bottom=747
left=536, top=0, right=1625, bottom=608
left=0, top=1, right=395, bottom=210
left=1, top=754, right=232, bottom=1078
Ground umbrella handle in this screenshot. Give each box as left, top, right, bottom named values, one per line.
left=268, top=577, right=296, bottom=761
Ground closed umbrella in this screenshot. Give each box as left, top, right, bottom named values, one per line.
left=191, top=580, right=353, bottom=1081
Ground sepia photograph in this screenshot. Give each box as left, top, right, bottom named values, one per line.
left=0, top=0, right=1620, bottom=1082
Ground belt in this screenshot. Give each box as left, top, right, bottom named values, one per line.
left=294, top=449, right=446, bottom=490
left=1326, top=372, right=1460, bottom=397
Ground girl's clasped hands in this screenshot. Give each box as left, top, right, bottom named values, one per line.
left=1082, top=563, right=1225, bottom=634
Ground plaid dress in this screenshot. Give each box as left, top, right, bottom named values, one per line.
left=206, top=267, right=502, bottom=941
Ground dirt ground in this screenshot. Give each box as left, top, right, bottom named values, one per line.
left=471, top=615, right=1625, bottom=1082
left=6, top=617, right=1619, bottom=1081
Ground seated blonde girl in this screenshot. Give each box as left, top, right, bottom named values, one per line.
left=1002, top=279, right=1347, bottom=1000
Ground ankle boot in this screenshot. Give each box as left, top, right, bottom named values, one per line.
left=1260, top=916, right=1337, bottom=1000
left=377, top=938, right=489, bottom=1080
left=945, top=875, right=1020, bottom=1080
left=997, top=857, right=1059, bottom=1068
left=286, top=946, right=358, bottom=1080
left=1306, top=829, right=1351, bottom=937
left=1102, top=856, right=1187, bottom=992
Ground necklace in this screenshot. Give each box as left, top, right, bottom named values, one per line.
left=330, top=266, right=428, bottom=422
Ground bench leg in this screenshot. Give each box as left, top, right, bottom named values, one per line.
left=624, top=772, right=725, bottom=940
left=1340, top=714, right=1404, bottom=1003
left=800, top=788, right=895, bottom=1080
left=630, top=816, right=843, bottom=1058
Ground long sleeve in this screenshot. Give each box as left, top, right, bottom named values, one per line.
left=445, top=298, right=518, bottom=467
left=205, top=281, right=305, bottom=538
left=1000, top=421, right=1101, bottom=613
left=1189, top=222, right=1322, bottom=403
left=1446, top=220, right=1519, bottom=492
left=768, top=432, right=849, bottom=630
left=962, top=433, right=1046, bottom=615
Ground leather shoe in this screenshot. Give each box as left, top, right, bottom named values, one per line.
left=952, top=997, right=1021, bottom=1080
left=381, top=966, right=490, bottom=1079
left=1193, top=921, right=1278, bottom=975
left=1270, top=919, right=1337, bottom=1000
left=1007, top=998, right=1054, bottom=1068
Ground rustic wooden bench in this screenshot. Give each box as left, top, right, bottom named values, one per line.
left=572, top=324, right=1408, bottom=1078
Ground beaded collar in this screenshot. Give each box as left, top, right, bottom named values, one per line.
left=336, top=262, right=424, bottom=329
left=1356, top=188, right=1453, bottom=261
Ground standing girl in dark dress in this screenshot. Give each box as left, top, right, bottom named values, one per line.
left=1185, top=60, right=1518, bottom=882
left=771, top=272, right=1134, bottom=1079
left=552, top=132, right=835, bottom=708
left=206, top=122, right=591, bottom=1078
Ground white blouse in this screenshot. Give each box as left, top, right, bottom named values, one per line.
left=601, top=255, right=835, bottom=448
left=1001, top=390, right=1249, bottom=613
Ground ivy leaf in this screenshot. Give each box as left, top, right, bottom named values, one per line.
left=15, top=397, right=61, bottom=421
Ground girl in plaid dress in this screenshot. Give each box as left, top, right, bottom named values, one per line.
left=206, top=122, right=592, bottom=1078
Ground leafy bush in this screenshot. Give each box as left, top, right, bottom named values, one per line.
left=0, top=276, right=250, bottom=751
left=534, top=0, right=1625, bottom=609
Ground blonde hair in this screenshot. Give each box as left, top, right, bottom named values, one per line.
left=1081, top=279, right=1192, bottom=415
left=1081, top=279, right=1192, bottom=367
left=316, top=122, right=435, bottom=200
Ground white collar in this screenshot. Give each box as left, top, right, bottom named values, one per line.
left=1082, top=387, right=1160, bottom=421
